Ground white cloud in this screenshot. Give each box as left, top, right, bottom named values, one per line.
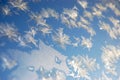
left=101, top=45, right=120, bottom=75
left=81, top=36, right=93, bottom=49
left=99, top=21, right=120, bottom=39
left=52, top=28, right=70, bottom=48
left=0, top=23, right=19, bottom=42
left=9, top=41, right=69, bottom=80
left=77, top=0, right=88, bottom=9
left=10, top=0, right=28, bottom=12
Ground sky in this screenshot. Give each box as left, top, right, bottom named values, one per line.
left=0, top=0, right=120, bottom=80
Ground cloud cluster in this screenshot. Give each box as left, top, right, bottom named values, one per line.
left=68, top=55, right=99, bottom=80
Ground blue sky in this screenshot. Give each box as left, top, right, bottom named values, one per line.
left=0, top=0, right=120, bottom=80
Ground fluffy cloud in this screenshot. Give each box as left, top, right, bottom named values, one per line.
left=101, top=45, right=120, bottom=75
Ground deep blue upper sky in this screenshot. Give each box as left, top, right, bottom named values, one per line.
left=0, top=0, right=120, bottom=80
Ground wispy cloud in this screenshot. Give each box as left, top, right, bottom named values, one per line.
left=30, top=8, right=59, bottom=26
left=60, top=6, right=78, bottom=28
left=0, top=23, right=19, bottom=42
left=52, top=28, right=70, bottom=48
left=2, top=6, right=11, bottom=15
left=101, top=45, right=120, bottom=75
left=77, top=0, right=88, bottom=9
left=81, top=36, right=93, bottom=50
left=23, top=27, right=38, bottom=47
left=10, top=0, right=28, bottom=12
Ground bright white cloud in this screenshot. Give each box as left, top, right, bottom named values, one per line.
left=9, top=41, right=69, bottom=80
left=52, top=28, right=70, bottom=48
left=101, top=45, right=120, bottom=75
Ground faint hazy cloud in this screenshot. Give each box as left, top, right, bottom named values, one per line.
left=9, top=41, right=69, bottom=80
